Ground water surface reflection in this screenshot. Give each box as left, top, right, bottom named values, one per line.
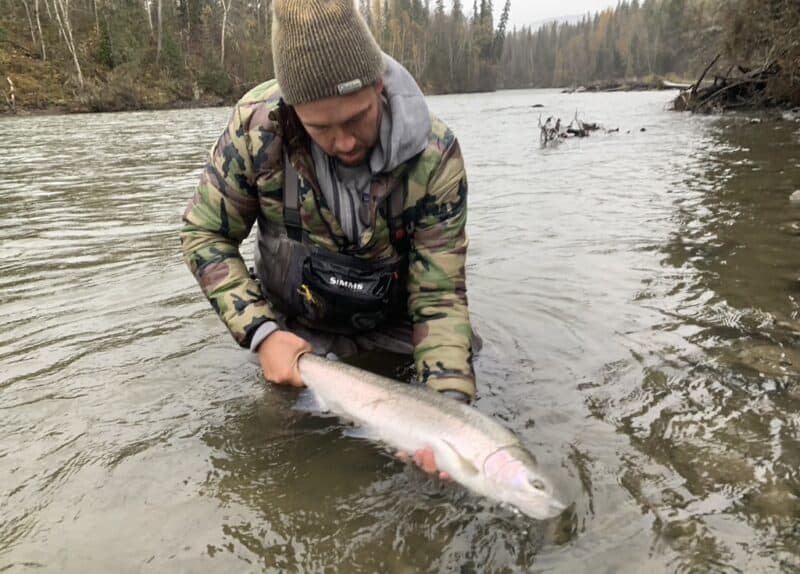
left=1, top=94, right=799, bottom=572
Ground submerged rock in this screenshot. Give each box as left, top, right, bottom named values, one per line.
left=781, top=108, right=800, bottom=122
left=720, top=343, right=800, bottom=378
left=790, top=190, right=800, bottom=203
left=778, top=221, right=800, bottom=235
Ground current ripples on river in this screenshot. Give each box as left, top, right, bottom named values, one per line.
left=1, top=92, right=798, bottom=572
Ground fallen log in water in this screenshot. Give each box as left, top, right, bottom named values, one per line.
left=662, top=80, right=693, bottom=90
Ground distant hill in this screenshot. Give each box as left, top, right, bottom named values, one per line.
left=517, top=14, right=587, bottom=31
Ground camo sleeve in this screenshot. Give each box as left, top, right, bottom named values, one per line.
left=180, top=105, right=277, bottom=347
left=407, top=136, right=476, bottom=398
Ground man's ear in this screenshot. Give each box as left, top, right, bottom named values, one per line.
left=374, top=78, right=385, bottom=95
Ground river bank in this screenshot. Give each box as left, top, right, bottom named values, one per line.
left=0, top=29, right=242, bottom=116
left=1, top=53, right=234, bottom=115
left=3, top=40, right=797, bottom=117
left=560, top=76, right=693, bottom=94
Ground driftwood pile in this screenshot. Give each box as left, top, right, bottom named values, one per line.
left=538, top=112, right=602, bottom=145
left=673, top=54, right=782, bottom=113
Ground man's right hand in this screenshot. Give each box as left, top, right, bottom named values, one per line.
left=257, top=331, right=313, bottom=386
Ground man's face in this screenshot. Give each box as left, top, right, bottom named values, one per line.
left=294, top=79, right=383, bottom=166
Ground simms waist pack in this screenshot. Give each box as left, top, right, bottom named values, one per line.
left=300, top=248, right=406, bottom=332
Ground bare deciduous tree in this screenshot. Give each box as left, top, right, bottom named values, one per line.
left=34, top=0, right=46, bottom=60
left=52, top=0, right=84, bottom=87
left=20, top=0, right=38, bottom=49
left=92, top=0, right=100, bottom=33
left=144, top=0, right=153, bottom=34
left=156, top=0, right=162, bottom=64
left=220, top=0, right=233, bottom=65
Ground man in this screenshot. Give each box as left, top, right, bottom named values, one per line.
left=180, top=0, right=477, bottom=474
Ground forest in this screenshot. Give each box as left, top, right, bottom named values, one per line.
left=0, top=0, right=798, bottom=112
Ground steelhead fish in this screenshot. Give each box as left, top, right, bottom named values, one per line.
left=297, top=353, right=566, bottom=520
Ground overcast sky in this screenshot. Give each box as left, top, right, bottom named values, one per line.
left=496, top=0, right=620, bottom=28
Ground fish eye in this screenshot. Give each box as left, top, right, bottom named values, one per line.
left=530, top=479, right=546, bottom=491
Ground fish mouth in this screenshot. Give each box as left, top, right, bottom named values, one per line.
left=517, top=493, right=568, bottom=520
left=545, top=498, right=568, bottom=517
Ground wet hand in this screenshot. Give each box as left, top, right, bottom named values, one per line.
left=397, top=447, right=452, bottom=481
left=258, top=331, right=313, bottom=387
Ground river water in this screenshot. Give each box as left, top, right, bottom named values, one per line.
left=1, top=90, right=799, bottom=573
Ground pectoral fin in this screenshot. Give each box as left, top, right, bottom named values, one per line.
left=295, top=389, right=329, bottom=413
left=342, top=425, right=374, bottom=440
left=441, top=439, right=479, bottom=477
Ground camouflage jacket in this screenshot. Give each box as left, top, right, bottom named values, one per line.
left=180, top=80, right=476, bottom=397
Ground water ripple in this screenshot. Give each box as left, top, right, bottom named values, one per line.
left=1, top=92, right=799, bottom=571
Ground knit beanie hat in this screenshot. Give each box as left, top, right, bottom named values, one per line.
left=272, top=0, right=385, bottom=105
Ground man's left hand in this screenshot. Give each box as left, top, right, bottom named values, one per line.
left=396, top=447, right=451, bottom=481
left=414, top=447, right=452, bottom=481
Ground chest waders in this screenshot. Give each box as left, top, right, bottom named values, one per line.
left=254, top=150, right=410, bottom=334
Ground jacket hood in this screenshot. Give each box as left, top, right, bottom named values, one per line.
left=369, top=53, right=432, bottom=174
